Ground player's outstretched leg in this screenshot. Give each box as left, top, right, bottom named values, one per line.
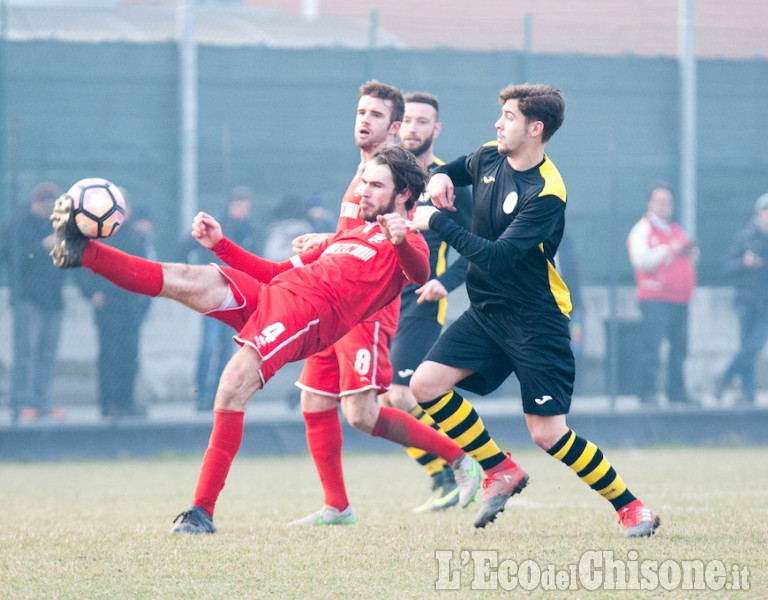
left=171, top=505, right=217, bottom=534
left=50, top=194, right=88, bottom=268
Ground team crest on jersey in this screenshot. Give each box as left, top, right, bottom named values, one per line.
left=503, top=191, right=518, bottom=214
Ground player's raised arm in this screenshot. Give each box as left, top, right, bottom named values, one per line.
left=426, top=172, right=456, bottom=211
left=191, top=212, right=223, bottom=249
left=378, top=213, right=430, bottom=285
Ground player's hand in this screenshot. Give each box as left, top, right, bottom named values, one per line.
left=410, top=205, right=439, bottom=232
left=292, top=232, right=331, bottom=254
left=377, top=213, right=408, bottom=245
left=191, top=212, right=223, bottom=249
left=426, top=173, right=456, bottom=211
left=415, top=279, right=448, bottom=304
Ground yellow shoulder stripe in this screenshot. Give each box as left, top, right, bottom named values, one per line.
left=539, top=156, right=567, bottom=203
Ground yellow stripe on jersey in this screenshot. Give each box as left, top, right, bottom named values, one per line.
left=538, top=243, right=572, bottom=317
left=482, top=140, right=500, bottom=148
left=538, top=155, right=567, bottom=202
left=435, top=241, right=449, bottom=325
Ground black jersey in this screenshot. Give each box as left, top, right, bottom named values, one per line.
left=430, top=142, right=571, bottom=319
left=400, top=157, right=471, bottom=324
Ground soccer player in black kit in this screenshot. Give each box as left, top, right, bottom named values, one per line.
left=410, top=83, right=660, bottom=537
left=379, top=92, right=473, bottom=512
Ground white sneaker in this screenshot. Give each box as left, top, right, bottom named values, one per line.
left=451, top=454, right=482, bottom=508
left=287, top=504, right=356, bottom=526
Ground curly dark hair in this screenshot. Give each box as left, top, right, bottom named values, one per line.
left=369, top=146, right=427, bottom=211
left=499, top=84, right=565, bottom=142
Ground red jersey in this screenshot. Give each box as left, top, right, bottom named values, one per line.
left=212, top=222, right=429, bottom=341
left=335, top=165, right=401, bottom=329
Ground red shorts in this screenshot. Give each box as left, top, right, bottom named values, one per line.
left=207, top=266, right=332, bottom=385
left=297, top=319, right=395, bottom=398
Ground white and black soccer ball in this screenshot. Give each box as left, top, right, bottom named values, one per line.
left=67, top=178, right=127, bottom=238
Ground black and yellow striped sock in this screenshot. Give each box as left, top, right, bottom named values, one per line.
left=404, top=406, right=446, bottom=476
left=547, top=428, right=636, bottom=510
left=419, top=390, right=506, bottom=472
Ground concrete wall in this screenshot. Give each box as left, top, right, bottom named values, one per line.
left=0, top=283, right=757, bottom=408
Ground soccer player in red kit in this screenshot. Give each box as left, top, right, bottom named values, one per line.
left=289, top=81, right=480, bottom=526
left=49, top=146, right=481, bottom=534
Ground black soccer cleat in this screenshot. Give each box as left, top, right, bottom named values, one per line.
left=50, top=194, right=88, bottom=268
left=170, top=505, right=217, bottom=534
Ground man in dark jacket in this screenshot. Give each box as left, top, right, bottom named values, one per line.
left=717, top=193, right=768, bottom=404
left=1, top=182, right=66, bottom=422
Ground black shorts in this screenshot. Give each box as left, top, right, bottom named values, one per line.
left=424, top=305, right=574, bottom=416
left=390, top=316, right=443, bottom=385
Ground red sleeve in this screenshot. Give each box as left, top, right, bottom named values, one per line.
left=394, top=231, right=430, bottom=285
left=212, top=237, right=292, bottom=282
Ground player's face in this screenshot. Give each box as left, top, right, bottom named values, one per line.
left=358, top=162, right=404, bottom=221
left=355, top=95, right=399, bottom=152
left=495, top=99, right=538, bottom=158
left=399, top=102, right=440, bottom=158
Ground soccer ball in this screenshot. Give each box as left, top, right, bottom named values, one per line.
left=67, top=177, right=127, bottom=238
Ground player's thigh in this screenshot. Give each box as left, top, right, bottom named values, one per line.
left=515, top=333, right=574, bottom=416
left=334, top=321, right=394, bottom=396
left=390, top=317, right=443, bottom=386
left=297, top=346, right=342, bottom=398
left=410, top=360, right=474, bottom=402
left=419, top=309, right=514, bottom=397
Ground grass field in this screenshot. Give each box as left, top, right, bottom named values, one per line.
left=1, top=447, right=766, bottom=599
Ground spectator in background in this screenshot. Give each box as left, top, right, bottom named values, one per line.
left=716, top=193, right=768, bottom=405
left=188, top=186, right=259, bottom=411
left=626, top=184, right=699, bottom=405
left=77, top=203, right=155, bottom=418
left=262, top=195, right=313, bottom=262
left=305, top=195, right=335, bottom=235
left=0, top=182, right=67, bottom=422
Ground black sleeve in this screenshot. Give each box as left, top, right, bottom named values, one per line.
left=432, top=155, right=473, bottom=188
left=429, top=194, right=565, bottom=272
left=435, top=184, right=472, bottom=292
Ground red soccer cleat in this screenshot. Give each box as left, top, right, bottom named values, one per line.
left=473, top=463, right=529, bottom=528
left=618, top=499, right=660, bottom=538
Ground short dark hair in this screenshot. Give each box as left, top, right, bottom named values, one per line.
left=369, top=146, right=427, bottom=211
left=404, top=92, right=439, bottom=118
left=499, top=84, right=565, bottom=142
left=359, top=80, right=405, bottom=124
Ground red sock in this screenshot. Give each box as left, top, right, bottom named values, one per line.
left=304, top=409, right=348, bottom=511
left=372, top=406, right=463, bottom=464
left=193, top=409, right=244, bottom=516
left=82, top=241, right=163, bottom=297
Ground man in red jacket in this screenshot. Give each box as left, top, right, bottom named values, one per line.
left=627, top=184, right=699, bottom=405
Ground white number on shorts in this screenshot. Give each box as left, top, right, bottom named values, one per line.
left=354, top=349, right=371, bottom=375
left=261, top=322, right=286, bottom=344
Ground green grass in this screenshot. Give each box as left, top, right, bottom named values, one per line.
left=0, top=448, right=766, bottom=599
